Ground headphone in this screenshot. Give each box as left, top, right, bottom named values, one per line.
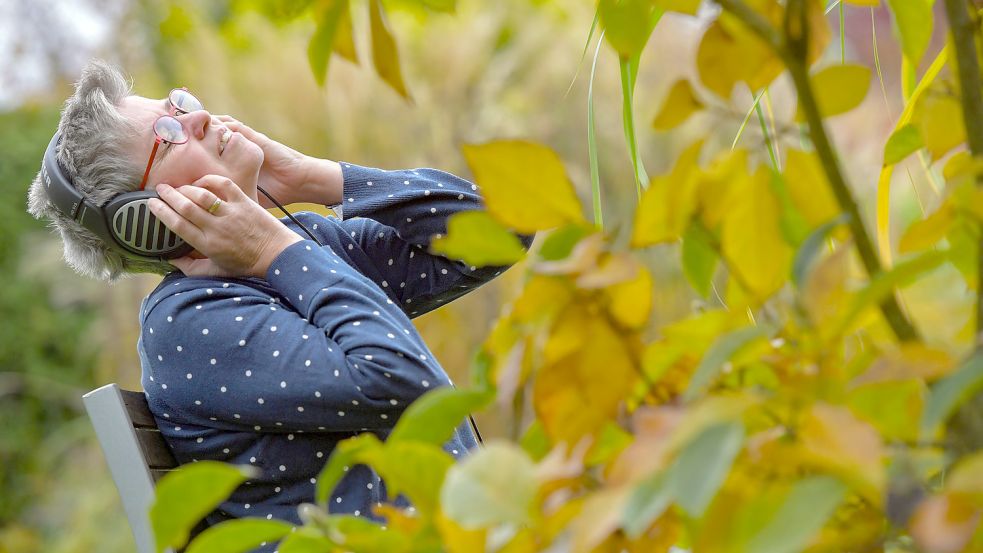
left=41, top=129, right=485, bottom=445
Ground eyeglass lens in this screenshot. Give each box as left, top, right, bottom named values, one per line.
left=153, top=116, right=188, bottom=143
left=169, top=88, right=204, bottom=114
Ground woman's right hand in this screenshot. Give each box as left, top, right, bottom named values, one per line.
left=148, top=175, right=302, bottom=279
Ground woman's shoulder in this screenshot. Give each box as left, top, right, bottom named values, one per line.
left=142, top=272, right=279, bottom=321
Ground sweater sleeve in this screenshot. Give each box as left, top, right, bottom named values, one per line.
left=141, top=240, right=451, bottom=433
left=333, top=163, right=536, bottom=318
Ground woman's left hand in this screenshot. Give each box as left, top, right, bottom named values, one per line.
left=215, top=115, right=311, bottom=208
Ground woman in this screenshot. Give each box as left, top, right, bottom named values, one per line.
left=27, top=60, right=534, bottom=549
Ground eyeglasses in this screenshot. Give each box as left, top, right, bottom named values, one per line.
left=138, top=87, right=205, bottom=191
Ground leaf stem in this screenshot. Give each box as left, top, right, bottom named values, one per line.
left=713, top=0, right=920, bottom=342
left=942, top=0, right=983, bottom=347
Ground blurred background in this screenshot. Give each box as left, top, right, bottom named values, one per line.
left=0, top=0, right=953, bottom=550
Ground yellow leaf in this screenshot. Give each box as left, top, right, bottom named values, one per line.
left=783, top=149, right=841, bottom=228
left=796, top=64, right=871, bottom=121
left=652, top=80, right=704, bottom=130
left=844, top=0, right=879, bottom=5
left=947, top=452, right=983, bottom=497
left=369, top=0, right=410, bottom=99
left=576, top=252, right=640, bottom=289
left=910, top=80, right=967, bottom=161
left=851, top=344, right=956, bottom=386
left=847, top=379, right=925, bottom=441
left=606, top=262, right=653, bottom=330
left=429, top=211, right=527, bottom=266
left=898, top=202, right=957, bottom=254
left=462, top=140, right=585, bottom=233
left=631, top=140, right=703, bottom=247
left=534, top=315, right=638, bottom=444
left=653, top=0, right=701, bottom=15
left=695, top=149, right=748, bottom=231
left=435, top=510, right=486, bottom=553
left=511, top=274, right=573, bottom=325
left=721, top=168, right=793, bottom=299
left=543, top=303, right=590, bottom=366
left=800, top=403, right=886, bottom=501
left=696, top=18, right=783, bottom=98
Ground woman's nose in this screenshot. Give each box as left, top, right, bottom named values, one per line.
left=180, top=109, right=212, bottom=141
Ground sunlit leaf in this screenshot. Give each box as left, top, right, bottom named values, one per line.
left=430, top=211, right=527, bottom=266
left=684, top=325, right=775, bottom=401
left=947, top=452, right=983, bottom=497
left=681, top=221, right=719, bottom=298
left=462, top=140, right=585, bottom=233
left=605, top=261, right=653, bottom=329
left=652, top=80, right=704, bottom=130
left=898, top=202, right=957, bottom=254
left=885, top=0, right=933, bottom=66
left=184, top=519, right=294, bottom=553
left=151, top=462, right=258, bottom=553
left=697, top=18, right=783, bottom=99
left=598, top=0, right=660, bottom=58
left=539, top=225, right=593, bottom=261
left=796, top=64, right=871, bottom=121
left=783, top=150, right=841, bottom=228
left=441, top=441, right=537, bottom=528
left=848, top=379, right=925, bottom=441
left=364, top=442, right=454, bottom=514
left=276, top=526, right=336, bottom=553
left=844, top=0, right=879, bottom=5
left=631, top=140, right=703, bottom=247
left=315, top=433, right=383, bottom=505
left=883, top=124, right=923, bottom=166
left=388, top=387, right=494, bottom=445
left=653, top=0, right=700, bottom=15
left=435, top=510, right=486, bottom=553
left=333, top=7, right=358, bottom=63
left=671, top=421, right=745, bottom=516
left=910, top=80, right=967, bottom=161
left=745, top=476, right=847, bottom=553
left=792, top=214, right=849, bottom=286
left=800, top=403, right=885, bottom=498
left=369, top=0, right=410, bottom=99
left=307, top=0, right=349, bottom=87
left=920, top=352, right=983, bottom=439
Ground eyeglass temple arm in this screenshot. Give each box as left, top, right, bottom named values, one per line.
left=139, top=140, right=162, bottom=191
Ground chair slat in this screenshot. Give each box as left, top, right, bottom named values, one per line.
left=120, top=389, right=158, bottom=428
left=136, top=428, right=179, bottom=469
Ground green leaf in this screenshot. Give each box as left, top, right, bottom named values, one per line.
left=315, top=433, right=383, bottom=504
left=151, top=462, right=258, bottom=553
left=684, top=325, right=775, bottom=401
left=277, top=527, right=336, bottom=553
left=792, top=214, right=850, bottom=286
left=883, top=124, right=924, bottom=166
left=461, top=140, right=585, bottom=233
left=306, top=0, right=348, bottom=87
left=621, top=56, right=649, bottom=200
left=429, top=211, right=527, bottom=267
left=519, top=419, right=552, bottom=461
left=598, top=0, right=660, bottom=58
left=623, top=471, right=673, bottom=538
left=388, top=387, right=493, bottom=445
left=885, top=0, right=933, bottom=67
left=441, top=441, right=537, bottom=528
left=745, top=476, right=847, bottom=553
left=681, top=221, right=718, bottom=298
left=588, top=27, right=604, bottom=228
left=184, top=519, right=294, bottom=553
left=364, top=442, right=454, bottom=514
left=319, top=515, right=410, bottom=552
left=796, top=64, right=871, bottom=121
left=369, top=0, right=410, bottom=99
left=671, top=421, right=745, bottom=516
left=539, top=225, right=593, bottom=261
left=921, top=352, right=983, bottom=439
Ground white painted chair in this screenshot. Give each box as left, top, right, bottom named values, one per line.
left=82, top=383, right=207, bottom=553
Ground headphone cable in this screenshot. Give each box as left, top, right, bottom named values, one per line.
left=257, top=185, right=323, bottom=246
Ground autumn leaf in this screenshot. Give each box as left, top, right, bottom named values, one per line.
left=652, top=80, right=704, bottom=130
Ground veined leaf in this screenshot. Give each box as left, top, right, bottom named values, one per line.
left=151, top=462, right=258, bottom=553
left=462, top=140, right=585, bottom=233
left=369, top=0, right=410, bottom=99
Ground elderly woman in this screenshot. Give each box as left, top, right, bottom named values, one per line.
left=27, top=60, right=533, bottom=549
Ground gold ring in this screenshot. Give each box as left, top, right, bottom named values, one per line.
left=207, top=198, right=222, bottom=214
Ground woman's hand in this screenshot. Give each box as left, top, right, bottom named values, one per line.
left=216, top=115, right=316, bottom=208
left=147, top=176, right=302, bottom=278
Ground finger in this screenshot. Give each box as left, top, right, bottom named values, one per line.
left=175, top=184, right=224, bottom=215
left=222, top=120, right=267, bottom=142
left=147, top=196, right=205, bottom=247
left=169, top=256, right=225, bottom=278
left=191, top=174, right=249, bottom=203
left=156, top=183, right=213, bottom=228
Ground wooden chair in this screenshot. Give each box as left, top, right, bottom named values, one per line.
left=82, top=383, right=208, bottom=553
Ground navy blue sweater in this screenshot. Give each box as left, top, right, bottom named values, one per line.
left=137, top=163, right=534, bottom=551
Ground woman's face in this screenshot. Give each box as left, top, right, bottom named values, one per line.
left=118, top=95, right=263, bottom=199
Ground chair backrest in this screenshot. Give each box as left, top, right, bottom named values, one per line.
left=82, top=383, right=202, bottom=553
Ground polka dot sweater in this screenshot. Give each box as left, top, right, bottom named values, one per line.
left=137, top=163, right=535, bottom=552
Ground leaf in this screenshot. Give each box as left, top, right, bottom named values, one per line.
left=683, top=325, right=775, bottom=401
left=920, top=352, right=983, bottom=439
left=388, top=387, right=493, bottom=445
left=441, top=441, right=537, bottom=528
left=598, top=0, right=660, bottom=58
left=848, top=379, right=925, bottom=442
left=623, top=471, right=673, bottom=538
left=885, top=0, right=933, bottom=66
left=462, top=140, right=585, bottom=233
left=315, top=433, right=383, bottom=504
left=800, top=404, right=885, bottom=498
left=898, top=202, right=957, bottom=254
left=697, top=18, right=783, bottom=99
left=792, top=214, right=849, bottom=286
left=947, top=452, right=983, bottom=496
left=184, top=519, right=294, bottom=553
left=721, top=168, right=793, bottom=299
left=364, top=442, right=454, bottom=514
left=653, top=0, right=700, bottom=14
left=151, top=462, right=258, bottom=553
left=681, top=221, right=719, bottom=298
left=883, top=124, right=924, bottom=166
left=745, top=476, right=847, bottom=553
left=333, top=7, right=358, bottom=63
left=369, top=0, right=410, bottom=99
left=910, top=494, right=980, bottom=553
left=783, top=150, right=841, bottom=228
left=631, top=140, right=703, bottom=247
left=910, top=80, right=967, bottom=161
left=306, top=0, right=349, bottom=87
left=652, top=80, right=704, bottom=130
left=671, top=421, right=745, bottom=516
left=796, top=64, right=871, bottom=121
left=539, top=225, right=593, bottom=261
left=429, top=211, right=527, bottom=266
left=605, top=261, right=653, bottom=329
left=844, top=0, right=879, bottom=5
left=277, top=528, right=336, bottom=553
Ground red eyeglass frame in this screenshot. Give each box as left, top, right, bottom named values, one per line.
left=138, top=87, right=203, bottom=191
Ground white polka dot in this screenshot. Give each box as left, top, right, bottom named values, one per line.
left=334, top=370, right=340, bottom=377
left=365, top=355, right=373, bottom=360
left=420, top=354, right=427, bottom=360
left=157, top=355, right=163, bottom=361
left=367, top=483, right=374, bottom=489
left=471, top=184, right=477, bottom=190
left=302, top=334, right=309, bottom=340
left=186, top=373, right=193, bottom=379
left=210, top=358, right=217, bottom=365
left=196, top=437, right=203, bottom=443
left=175, top=426, right=181, bottom=431
left=239, top=339, right=246, bottom=346
left=267, top=514, right=273, bottom=520
left=338, top=411, right=345, bottom=416
left=235, top=316, right=243, bottom=322
left=335, top=497, right=342, bottom=504
left=288, top=434, right=294, bottom=440
left=422, top=380, right=430, bottom=387
left=367, top=181, right=373, bottom=186
left=167, top=316, right=173, bottom=322
left=354, top=510, right=361, bottom=516
left=390, top=399, right=398, bottom=405
left=315, top=391, right=321, bottom=397
left=424, top=190, right=431, bottom=196
left=406, top=217, right=412, bottom=223
left=302, top=266, right=308, bottom=272
left=430, top=207, right=437, bottom=213
left=353, top=321, right=361, bottom=326
left=258, top=398, right=265, bottom=404
left=149, top=328, right=154, bottom=334
left=274, top=269, right=280, bottom=275
left=420, top=273, right=427, bottom=278
left=280, top=381, right=287, bottom=388
left=162, top=384, right=168, bottom=389
left=195, top=305, right=201, bottom=310
left=403, top=180, right=410, bottom=184
left=297, top=406, right=304, bottom=412
left=245, top=370, right=252, bottom=377
left=245, top=503, right=250, bottom=509
left=387, top=333, right=395, bottom=338
left=298, top=294, right=303, bottom=301
left=441, top=269, right=448, bottom=274
left=250, top=457, right=256, bottom=463
left=206, top=289, right=213, bottom=295
left=305, top=359, right=311, bottom=367
left=382, top=281, right=388, bottom=287
left=221, top=386, right=227, bottom=392
left=352, top=400, right=360, bottom=405
left=270, top=326, right=277, bottom=332
left=380, top=414, right=388, bottom=420
left=223, top=448, right=230, bottom=454
left=273, top=350, right=280, bottom=357
left=176, top=346, right=183, bottom=352
left=279, top=465, right=286, bottom=471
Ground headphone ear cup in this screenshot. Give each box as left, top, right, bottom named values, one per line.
left=104, top=191, right=194, bottom=259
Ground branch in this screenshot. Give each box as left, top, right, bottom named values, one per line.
left=713, top=0, right=920, bottom=342
left=943, top=0, right=983, bottom=348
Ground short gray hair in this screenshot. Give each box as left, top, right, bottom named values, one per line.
left=26, top=59, right=173, bottom=283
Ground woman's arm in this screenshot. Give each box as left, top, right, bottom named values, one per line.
left=141, top=239, right=451, bottom=433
